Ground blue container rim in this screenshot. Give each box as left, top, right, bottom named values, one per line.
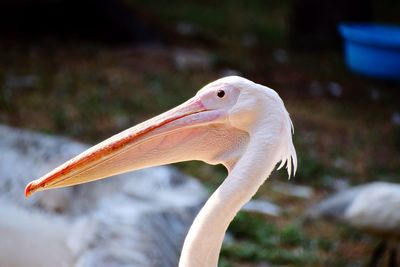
left=338, top=23, right=400, bottom=48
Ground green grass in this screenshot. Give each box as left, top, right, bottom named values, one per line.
left=221, top=212, right=318, bottom=266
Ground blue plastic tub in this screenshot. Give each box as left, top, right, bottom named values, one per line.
left=338, top=23, right=400, bottom=81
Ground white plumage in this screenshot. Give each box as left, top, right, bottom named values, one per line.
left=310, top=181, right=400, bottom=266
left=310, top=182, right=400, bottom=237
left=26, top=76, right=296, bottom=266
left=344, top=182, right=400, bottom=236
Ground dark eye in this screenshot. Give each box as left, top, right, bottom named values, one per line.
left=217, top=90, right=225, bottom=98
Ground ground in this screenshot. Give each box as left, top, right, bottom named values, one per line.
left=0, top=1, right=399, bottom=266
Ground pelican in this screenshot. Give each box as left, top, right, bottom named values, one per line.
left=26, top=76, right=297, bottom=267
left=309, top=182, right=400, bottom=267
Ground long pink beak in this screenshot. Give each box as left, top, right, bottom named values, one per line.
left=25, top=97, right=225, bottom=197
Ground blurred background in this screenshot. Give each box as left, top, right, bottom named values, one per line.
left=0, top=0, right=400, bottom=266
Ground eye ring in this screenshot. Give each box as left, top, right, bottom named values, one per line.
left=217, top=90, right=225, bottom=98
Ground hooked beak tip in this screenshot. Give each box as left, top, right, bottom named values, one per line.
left=25, top=181, right=35, bottom=198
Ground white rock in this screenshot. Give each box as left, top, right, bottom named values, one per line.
left=327, top=82, right=343, bottom=97
left=173, top=48, right=212, bottom=71
left=391, top=112, right=400, bottom=126
left=272, top=49, right=289, bottom=64
left=272, top=182, right=314, bottom=199
left=176, top=22, right=197, bottom=36
left=242, top=199, right=282, bottom=216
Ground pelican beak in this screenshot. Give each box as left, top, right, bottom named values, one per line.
left=25, top=97, right=226, bottom=197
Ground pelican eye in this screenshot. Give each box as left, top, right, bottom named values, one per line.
left=217, top=90, right=225, bottom=98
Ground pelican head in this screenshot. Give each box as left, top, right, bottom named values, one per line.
left=26, top=75, right=296, bottom=199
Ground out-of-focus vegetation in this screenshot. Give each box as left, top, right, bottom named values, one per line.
left=0, top=0, right=400, bottom=266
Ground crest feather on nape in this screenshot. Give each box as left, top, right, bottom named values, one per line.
left=276, top=110, right=297, bottom=178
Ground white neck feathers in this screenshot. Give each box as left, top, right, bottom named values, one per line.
left=179, top=120, right=295, bottom=266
